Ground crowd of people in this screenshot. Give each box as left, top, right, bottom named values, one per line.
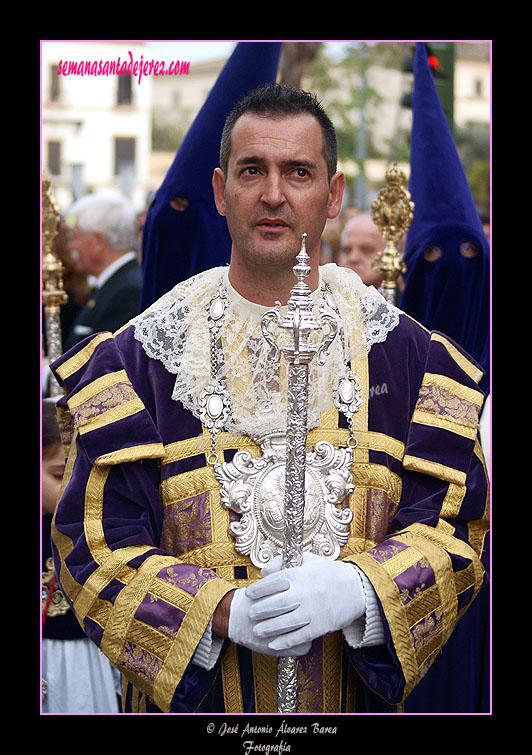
left=42, top=79, right=490, bottom=716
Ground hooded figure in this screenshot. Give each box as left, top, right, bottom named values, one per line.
left=399, top=43, right=490, bottom=395
left=139, top=42, right=282, bottom=311
left=400, top=42, right=490, bottom=714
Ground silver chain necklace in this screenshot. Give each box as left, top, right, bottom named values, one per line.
left=199, top=278, right=361, bottom=568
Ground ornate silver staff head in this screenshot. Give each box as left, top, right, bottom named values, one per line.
left=261, top=233, right=338, bottom=367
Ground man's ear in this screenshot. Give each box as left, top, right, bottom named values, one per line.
left=212, top=168, right=227, bottom=216
left=88, top=231, right=108, bottom=256
left=327, top=171, right=345, bottom=220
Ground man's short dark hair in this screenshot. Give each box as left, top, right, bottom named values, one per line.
left=219, top=83, right=338, bottom=181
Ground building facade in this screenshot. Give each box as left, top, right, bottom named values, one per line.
left=41, top=41, right=153, bottom=211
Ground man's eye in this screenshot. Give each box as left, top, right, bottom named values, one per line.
left=294, top=168, right=308, bottom=177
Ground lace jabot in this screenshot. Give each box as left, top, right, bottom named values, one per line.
left=132, top=264, right=401, bottom=439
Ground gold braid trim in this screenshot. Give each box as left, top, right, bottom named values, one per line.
left=349, top=550, right=418, bottom=700
left=470, top=440, right=490, bottom=558
left=121, top=676, right=129, bottom=712
left=351, top=463, right=402, bottom=502
left=85, top=597, right=111, bottom=631
left=358, top=431, right=405, bottom=460
left=73, top=464, right=153, bottom=621
left=177, top=542, right=263, bottom=570
left=441, top=482, right=466, bottom=520
left=407, top=523, right=485, bottom=594
left=435, top=518, right=456, bottom=538
left=404, top=581, right=441, bottom=629
left=101, top=554, right=185, bottom=664
left=153, top=577, right=235, bottom=712
left=67, top=369, right=130, bottom=407
left=411, top=409, right=479, bottom=440
left=252, top=652, right=278, bottom=713
left=130, top=685, right=140, bottom=713
left=345, top=663, right=357, bottom=712
left=73, top=544, right=152, bottom=623
left=51, top=525, right=80, bottom=606
left=222, top=643, right=244, bottom=713
left=421, top=372, right=484, bottom=406
left=78, top=397, right=145, bottom=435
left=321, top=632, right=343, bottom=712
left=376, top=544, right=426, bottom=581
left=403, top=455, right=467, bottom=486
left=160, top=466, right=219, bottom=506
left=124, top=618, right=173, bottom=660
left=55, top=332, right=113, bottom=380
left=95, top=443, right=165, bottom=466
left=161, top=432, right=261, bottom=467
left=430, top=333, right=484, bottom=384
left=396, top=532, right=458, bottom=664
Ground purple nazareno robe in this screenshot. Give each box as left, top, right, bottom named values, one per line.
left=50, top=297, right=489, bottom=714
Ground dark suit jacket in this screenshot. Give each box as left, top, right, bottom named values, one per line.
left=63, top=257, right=142, bottom=352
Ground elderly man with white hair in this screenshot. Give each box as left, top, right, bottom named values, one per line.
left=63, top=194, right=142, bottom=351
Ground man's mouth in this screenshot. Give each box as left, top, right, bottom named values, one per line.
left=256, top=218, right=289, bottom=230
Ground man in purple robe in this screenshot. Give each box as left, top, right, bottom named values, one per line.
left=51, top=84, right=489, bottom=714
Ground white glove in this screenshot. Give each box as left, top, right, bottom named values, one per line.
left=228, top=587, right=311, bottom=656
left=245, top=552, right=366, bottom=653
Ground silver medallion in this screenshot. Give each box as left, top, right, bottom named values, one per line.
left=335, top=370, right=362, bottom=424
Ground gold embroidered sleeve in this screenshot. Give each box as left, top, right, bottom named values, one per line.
left=347, top=331, right=488, bottom=702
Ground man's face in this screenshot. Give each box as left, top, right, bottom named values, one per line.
left=67, top=224, right=102, bottom=277
left=213, top=113, right=343, bottom=272
left=337, top=216, right=384, bottom=287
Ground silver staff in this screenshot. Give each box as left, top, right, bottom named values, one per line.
left=261, top=233, right=338, bottom=713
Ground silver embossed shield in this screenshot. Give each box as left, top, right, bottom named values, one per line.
left=214, top=434, right=354, bottom=568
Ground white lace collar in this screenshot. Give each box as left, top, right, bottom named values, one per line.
left=132, top=264, right=401, bottom=436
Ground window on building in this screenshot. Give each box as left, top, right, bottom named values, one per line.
left=117, top=74, right=133, bottom=105
left=114, top=137, right=136, bottom=176
left=50, top=64, right=60, bottom=102
left=47, top=141, right=61, bottom=175
left=474, top=78, right=483, bottom=97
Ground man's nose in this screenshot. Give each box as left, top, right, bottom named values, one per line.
left=260, top=172, right=285, bottom=207
left=345, top=247, right=362, bottom=263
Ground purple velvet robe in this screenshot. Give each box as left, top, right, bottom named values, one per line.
left=50, top=309, right=489, bottom=713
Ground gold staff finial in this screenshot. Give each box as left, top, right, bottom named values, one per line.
left=42, top=172, right=68, bottom=395
left=371, top=163, right=414, bottom=304
left=42, top=172, right=60, bottom=257
left=42, top=172, right=68, bottom=316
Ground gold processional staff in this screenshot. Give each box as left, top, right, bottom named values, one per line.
left=42, top=172, right=68, bottom=397
left=371, top=163, right=414, bottom=304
